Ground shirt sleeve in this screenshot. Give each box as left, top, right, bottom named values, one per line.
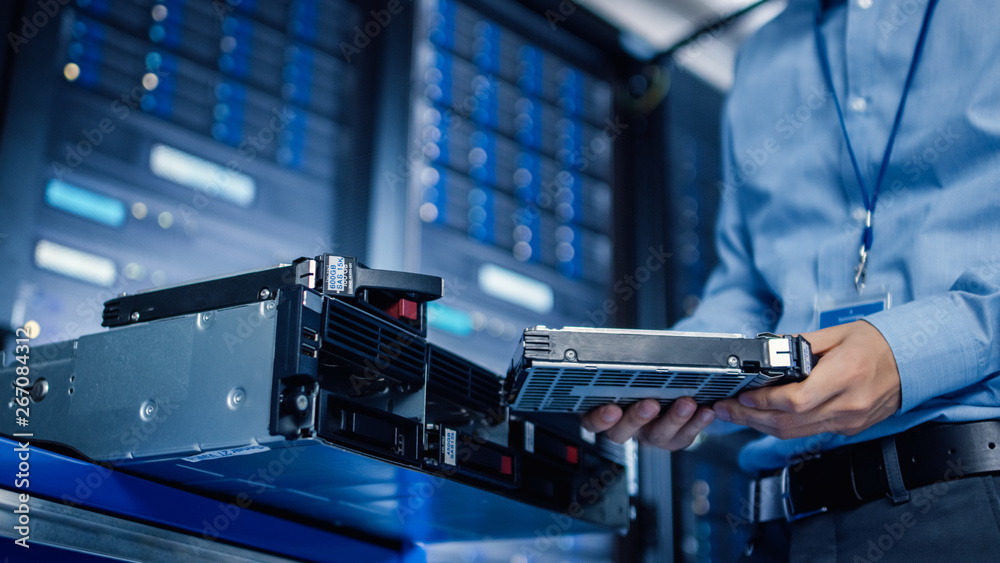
left=671, top=101, right=779, bottom=338
left=864, top=261, right=1000, bottom=413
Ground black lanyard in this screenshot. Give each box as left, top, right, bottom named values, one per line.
left=813, top=0, right=939, bottom=293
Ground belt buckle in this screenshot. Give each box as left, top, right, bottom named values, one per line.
left=780, top=464, right=828, bottom=522
left=780, top=465, right=795, bottom=521
left=749, top=474, right=784, bottom=524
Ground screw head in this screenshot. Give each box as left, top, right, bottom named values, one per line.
left=727, top=355, right=740, bottom=368
left=295, top=394, right=309, bottom=411
left=202, top=313, right=212, bottom=322
left=259, top=288, right=271, bottom=300
left=30, top=378, right=48, bottom=401
left=130, top=311, right=140, bottom=322
left=227, top=388, right=246, bottom=410
left=565, top=349, right=578, bottom=361
left=140, top=399, right=157, bottom=421
left=266, top=302, right=276, bottom=311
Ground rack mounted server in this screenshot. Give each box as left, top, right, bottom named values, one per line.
left=1, top=256, right=631, bottom=543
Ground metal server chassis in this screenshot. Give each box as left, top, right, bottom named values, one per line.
left=0, top=295, right=629, bottom=542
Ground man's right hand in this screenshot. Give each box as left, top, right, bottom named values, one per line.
left=580, top=397, right=716, bottom=450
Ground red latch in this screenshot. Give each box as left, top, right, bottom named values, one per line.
left=385, top=299, right=418, bottom=321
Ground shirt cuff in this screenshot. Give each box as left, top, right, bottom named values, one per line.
left=863, top=294, right=981, bottom=413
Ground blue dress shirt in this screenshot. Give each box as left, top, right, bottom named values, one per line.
left=671, top=0, right=1000, bottom=472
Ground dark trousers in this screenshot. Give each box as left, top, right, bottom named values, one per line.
left=742, top=475, right=1000, bottom=562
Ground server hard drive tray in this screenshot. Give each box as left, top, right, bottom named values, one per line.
left=506, top=326, right=815, bottom=412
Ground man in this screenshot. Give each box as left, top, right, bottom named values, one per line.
left=583, top=0, right=1000, bottom=560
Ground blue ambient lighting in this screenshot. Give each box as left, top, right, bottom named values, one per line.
left=34, top=240, right=117, bottom=287
left=45, top=179, right=126, bottom=227
left=427, top=302, right=474, bottom=337
left=478, top=264, right=554, bottom=314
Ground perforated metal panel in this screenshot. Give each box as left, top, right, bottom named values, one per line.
left=510, top=361, right=755, bottom=412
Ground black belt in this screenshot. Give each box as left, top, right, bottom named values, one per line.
left=750, top=420, right=1000, bottom=523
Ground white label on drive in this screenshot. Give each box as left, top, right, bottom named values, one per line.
left=524, top=421, right=535, bottom=453
left=182, top=445, right=269, bottom=463
left=327, top=256, right=347, bottom=293
left=443, top=428, right=457, bottom=466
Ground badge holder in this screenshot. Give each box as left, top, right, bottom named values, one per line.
left=816, top=285, right=891, bottom=329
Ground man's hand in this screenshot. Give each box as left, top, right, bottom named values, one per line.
left=581, top=397, right=716, bottom=450
left=712, top=320, right=901, bottom=439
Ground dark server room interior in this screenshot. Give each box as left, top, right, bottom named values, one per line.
left=0, top=0, right=787, bottom=561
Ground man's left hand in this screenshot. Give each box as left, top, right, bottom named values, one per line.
left=712, top=320, right=902, bottom=439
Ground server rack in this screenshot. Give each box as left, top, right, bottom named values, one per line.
left=0, top=0, right=377, bottom=349
left=369, top=0, right=635, bottom=373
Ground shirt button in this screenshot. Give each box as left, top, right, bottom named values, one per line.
left=858, top=0, right=873, bottom=8
left=849, top=96, right=868, bottom=112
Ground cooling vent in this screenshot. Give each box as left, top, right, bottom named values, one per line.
left=511, top=362, right=752, bottom=412
left=102, top=300, right=122, bottom=324
left=322, top=299, right=426, bottom=389
left=522, top=332, right=551, bottom=356
left=428, top=344, right=502, bottom=415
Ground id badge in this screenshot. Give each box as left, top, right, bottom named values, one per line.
left=816, top=287, right=891, bottom=329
